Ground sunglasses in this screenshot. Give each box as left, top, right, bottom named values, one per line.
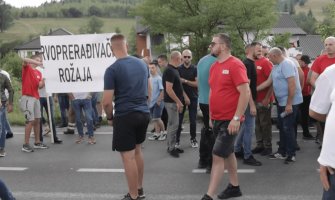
left=184, top=56, right=191, bottom=59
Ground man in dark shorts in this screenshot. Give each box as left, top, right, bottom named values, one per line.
left=102, top=34, right=150, bottom=200
left=201, top=33, right=250, bottom=200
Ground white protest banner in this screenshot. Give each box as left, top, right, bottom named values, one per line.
left=40, top=33, right=116, bottom=93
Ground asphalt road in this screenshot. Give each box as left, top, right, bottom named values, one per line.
left=0, top=123, right=323, bottom=200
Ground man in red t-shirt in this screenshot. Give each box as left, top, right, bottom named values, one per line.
left=310, top=36, right=335, bottom=87
left=20, top=54, right=48, bottom=153
left=297, top=55, right=315, bottom=140
left=309, top=36, right=335, bottom=146
left=252, top=49, right=274, bottom=156
left=201, top=33, right=250, bottom=200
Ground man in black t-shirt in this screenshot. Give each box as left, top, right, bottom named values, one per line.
left=162, top=51, right=190, bottom=158
left=234, top=42, right=262, bottom=167
left=177, top=49, right=199, bottom=148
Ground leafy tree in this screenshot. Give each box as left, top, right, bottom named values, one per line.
left=293, top=10, right=317, bottom=34
left=0, top=0, right=14, bottom=32
left=88, top=5, right=102, bottom=16
left=132, top=0, right=277, bottom=61
left=80, top=16, right=104, bottom=33
left=267, top=33, right=291, bottom=49
left=115, top=27, right=121, bottom=33
left=0, top=51, right=22, bottom=79
left=127, top=26, right=137, bottom=55
left=299, top=0, right=307, bottom=6
left=317, top=4, right=335, bottom=39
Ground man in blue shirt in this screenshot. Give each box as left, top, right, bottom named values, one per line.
left=102, top=34, right=150, bottom=200
left=257, top=47, right=303, bottom=164
left=197, top=53, right=216, bottom=171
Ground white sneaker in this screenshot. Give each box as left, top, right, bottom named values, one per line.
left=158, top=133, right=167, bottom=141
left=191, top=139, right=199, bottom=148
left=148, top=134, right=160, bottom=141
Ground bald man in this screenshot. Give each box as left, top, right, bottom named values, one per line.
left=176, top=49, right=199, bottom=149
left=162, top=51, right=189, bottom=158
left=309, top=36, right=335, bottom=146
left=257, top=47, right=303, bottom=164
left=310, top=36, right=335, bottom=87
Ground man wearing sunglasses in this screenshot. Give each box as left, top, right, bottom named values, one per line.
left=176, top=49, right=199, bottom=149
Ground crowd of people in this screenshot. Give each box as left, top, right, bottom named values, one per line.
left=0, top=33, right=335, bottom=200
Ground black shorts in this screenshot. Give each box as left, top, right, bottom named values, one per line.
left=212, top=120, right=236, bottom=158
left=113, top=112, right=150, bottom=152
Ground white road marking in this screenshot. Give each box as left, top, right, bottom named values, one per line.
left=12, top=192, right=321, bottom=200
left=192, top=169, right=256, bottom=173
left=77, top=168, right=125, bottom=173
left=0, top=167, right=28, bottom=171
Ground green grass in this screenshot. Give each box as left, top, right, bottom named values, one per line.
left=0, top=17, right=135, bottom=43
left=295, top=0, right=332, bottom=21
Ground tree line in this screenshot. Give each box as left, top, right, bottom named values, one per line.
left=11, top=0, right=142, bottom=18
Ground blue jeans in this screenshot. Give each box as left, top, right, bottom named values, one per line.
left=57, top=94, right=69, bottom=126
left=3, top=105, right=12, bottom=135
left=323, top=172, right=335, bottom=200
left=0, top=179, right=15, bottom=200
left=277, top=105, right=298, bottom=157
left=72, top=99, right=94, bottom=137
left=235, top=106, right=255, bottom=159
left=39, top=97, right=58, bottom=141
left=91, top=93, right=99, bottom=125
left=0, top=105, right=6, bottom=149
left=176, top=98, right=198, bottom=142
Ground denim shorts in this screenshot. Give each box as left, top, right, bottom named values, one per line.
left=150, top=102, right=164, bottom=120
left=212, top=120, right=236, bottom=158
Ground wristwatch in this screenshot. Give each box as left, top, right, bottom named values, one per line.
left=233, top=116, right=240, bottom=121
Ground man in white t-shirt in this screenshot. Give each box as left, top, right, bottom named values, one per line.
left=309, top=64, right=335, bottom=199
left=70, top=92, right=95, bottom=144
left=36, top=66, right=62, bottom=144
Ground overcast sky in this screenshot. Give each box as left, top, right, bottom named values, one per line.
left=4, top=0, right=59, bottom=8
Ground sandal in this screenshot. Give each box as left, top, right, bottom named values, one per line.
left=75, top=136, right=84, bottom=144
left=88, top=136, right=96, bottom=145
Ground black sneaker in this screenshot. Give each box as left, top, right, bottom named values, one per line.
left=217, top=183, right=242, bottom=199
left=295, top=144, right=301, bottom=151
left=168, top=148, right=179, bottom=158
left=243, top=155, right=262, bottom=166
left=64, top=129, right=75, bottom=134
left=201, top=194, right=213, bottom=200
left=6, top=132, right=13, bottom=139
left=175, top=147, right=184, bottom=154
left=251, top=147, right=264, bottom=154
left=234, top=150, right=244, bottom=159
left=138, top=188, right=145, bottom=199
left=198, top=160, right=208, bottom=169
left=303, top=134, right=315, bottom=140
left=284, top=156, right=296, bottom=164
left=260, top=148, right=272, bottom=156
left=122, top=193, right=138, bottom=200
left=54, top=137, right=63, bottom=144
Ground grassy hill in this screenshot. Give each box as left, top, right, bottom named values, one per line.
left=295, top=0, right=332, bottom=21
left=0, top=17, right=135, bottom=44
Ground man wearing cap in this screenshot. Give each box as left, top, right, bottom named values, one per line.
left=297, top=55, right=314, bottom=140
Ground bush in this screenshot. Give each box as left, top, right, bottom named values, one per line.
left=0, top=52, right=22, bottom=80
